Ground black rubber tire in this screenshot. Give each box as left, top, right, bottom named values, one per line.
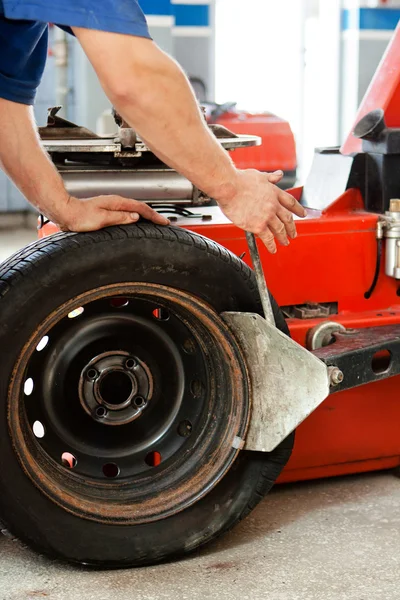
left=0, top=224, right=294, bottom=568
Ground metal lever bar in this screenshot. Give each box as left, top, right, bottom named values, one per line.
left=222, top=233, right=331, bottom=452
left=245, top=232, right=275, bottom=325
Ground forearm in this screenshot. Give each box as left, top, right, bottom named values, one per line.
left=0, top=99, right=70, bottom=222
left=73, top=30, right=238, bottom=203
left=113, top=60, right=238, bottom=201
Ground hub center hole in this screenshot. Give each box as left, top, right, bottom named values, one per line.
left=99, top=371, right=133, bottom=406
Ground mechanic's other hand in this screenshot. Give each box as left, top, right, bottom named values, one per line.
left=57, top=195, right=170, bottom=232
left=217, top=169, right=307, bottom=254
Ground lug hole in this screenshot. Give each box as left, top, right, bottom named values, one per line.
left=134, top=396, right=145, bottom=408
left=152, top=307, right=170, bottom=321
left=95, top=406, right=107, bottom=418
left=103, top=463, right=120, bottom=478
left=32, top=420, right=45, bottom=439
left=86, top=368, right=98, bottom=381
left=125, top=358, right=136, bottom=370
left=145, top=451, right=162, bottom=467
left=62, top=452, right=77, bottom=469
left=177, top=420, right=192, bottom=437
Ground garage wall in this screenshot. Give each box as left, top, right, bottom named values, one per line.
left=214, top=0, right=307, bottom=175
left=0, top=29, right=56, bottom=213
left=0, top=2, right=215, bottom=213
left=340, top=1, right=400, bottom=141
left=214, top=0, right=400, bottom=181
left=2, top=0, right=400, bottom=213
left=66, top=1, right=215, bottom=132
left=172, top=1, right=215, bottom=101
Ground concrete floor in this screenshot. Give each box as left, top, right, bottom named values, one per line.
left=1, top=473, right=400, bottom=600
left=0, top=227, right=36, bottom=262
left=1, top=230, right=400, bottom=600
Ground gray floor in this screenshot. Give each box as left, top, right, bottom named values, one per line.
left=1, top=230, right=400, bottom=600
left=1, top=473, right=400, bottom=600
left=0, top=227, right=36, bottom=262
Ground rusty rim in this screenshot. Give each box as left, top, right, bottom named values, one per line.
left=8, top=283, right=249, bottom=524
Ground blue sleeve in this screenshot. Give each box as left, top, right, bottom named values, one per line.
left=0, top=0, right=151, bottom=105
left=0, top=9, right=48, bottom=105
left=3, top=1, right=151, bottom=39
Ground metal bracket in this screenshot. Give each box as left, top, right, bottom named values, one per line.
left=223, top=232, right=330, bottom=452
left=222, top=312, right=330, bottom=452
left=313, top=324, right=400, bottom=393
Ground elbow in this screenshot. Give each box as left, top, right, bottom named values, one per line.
left=105, top=77, right=142, bottom=112
left=103, top=52, right=184, bottom=113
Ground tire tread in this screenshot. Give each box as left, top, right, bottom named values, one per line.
left=0, top=223, right=293, bottom=566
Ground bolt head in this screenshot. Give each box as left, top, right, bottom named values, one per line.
left=329, top=367, right=344, bottom=386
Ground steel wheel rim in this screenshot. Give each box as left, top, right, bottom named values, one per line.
left=8, top=283, right=249, bottom=524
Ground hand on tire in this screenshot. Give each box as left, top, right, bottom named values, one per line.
left=57, top=195, right=170, bottom=232
left=217, top=169, right=307, bottom=254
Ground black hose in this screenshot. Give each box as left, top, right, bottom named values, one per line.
left=364, top=238, right=383, bottom=299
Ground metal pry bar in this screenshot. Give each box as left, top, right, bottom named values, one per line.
left=245, top=232, right=275, bottom=325
left=220, top=232, right=330, bottom=452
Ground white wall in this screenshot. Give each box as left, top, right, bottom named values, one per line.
left=215, top=0, right=305, bottom=146
left=302, top=0, right=342, bottom=177
left=215, top=0, right=398, bottom=181
left=215, top=0, right=342, bottom=181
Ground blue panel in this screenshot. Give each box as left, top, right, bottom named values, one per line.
left=341, top=8, right=359, bottom=31
left=342, top=8, right=400, bottom=31
left=173, top=4, right=209, bottom=27
left=139, top=0, right=171, bottom=16
left=360, top=7, right=400, bottom=30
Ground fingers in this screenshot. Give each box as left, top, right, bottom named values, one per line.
left=130, top=201, right=170, bottom=225
left=278, top=189, right=307, bottom=218
left=100, top=210, right=141, bottom=228
left=266, top=170, right=284, bottom=185
left=102, top=196, right=170, bottom=225
left=277, top=207, right=297, bottom=240
left=258, top=226, right=277, bottom=254
left=267, top=216, right=290, bottom=246
left=257, top=207, right=297, bottom=252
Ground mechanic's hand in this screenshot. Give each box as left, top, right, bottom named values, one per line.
left=57, top=195, right=170, bottom=232
left=217, top=169, right=307, bottom=254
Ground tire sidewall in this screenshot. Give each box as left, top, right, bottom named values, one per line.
left=0, top=225, right=293, bottom=566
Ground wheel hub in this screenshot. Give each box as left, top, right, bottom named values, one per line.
left=9, top=283, right=249, bottom=525
left=79, top=351, right=153, bottom=425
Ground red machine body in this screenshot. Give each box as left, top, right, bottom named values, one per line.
left=186, top=194, right=400, bottom=484
left=40, top=192, right=400, bottom=484
left=40, top=24, right=400, bottom=484
left=215, top=109, right=297, bottom=174
left=204, top=102, right=297, bottom=187
left=341, top=20, right=400, bottom=156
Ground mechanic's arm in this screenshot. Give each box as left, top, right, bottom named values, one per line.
left=73, top=29, right=306, bottom=253
left=0, top=98, right=168, bottom=231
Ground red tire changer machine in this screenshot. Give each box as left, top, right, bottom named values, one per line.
left=40, top=23, right=400, bottom=483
